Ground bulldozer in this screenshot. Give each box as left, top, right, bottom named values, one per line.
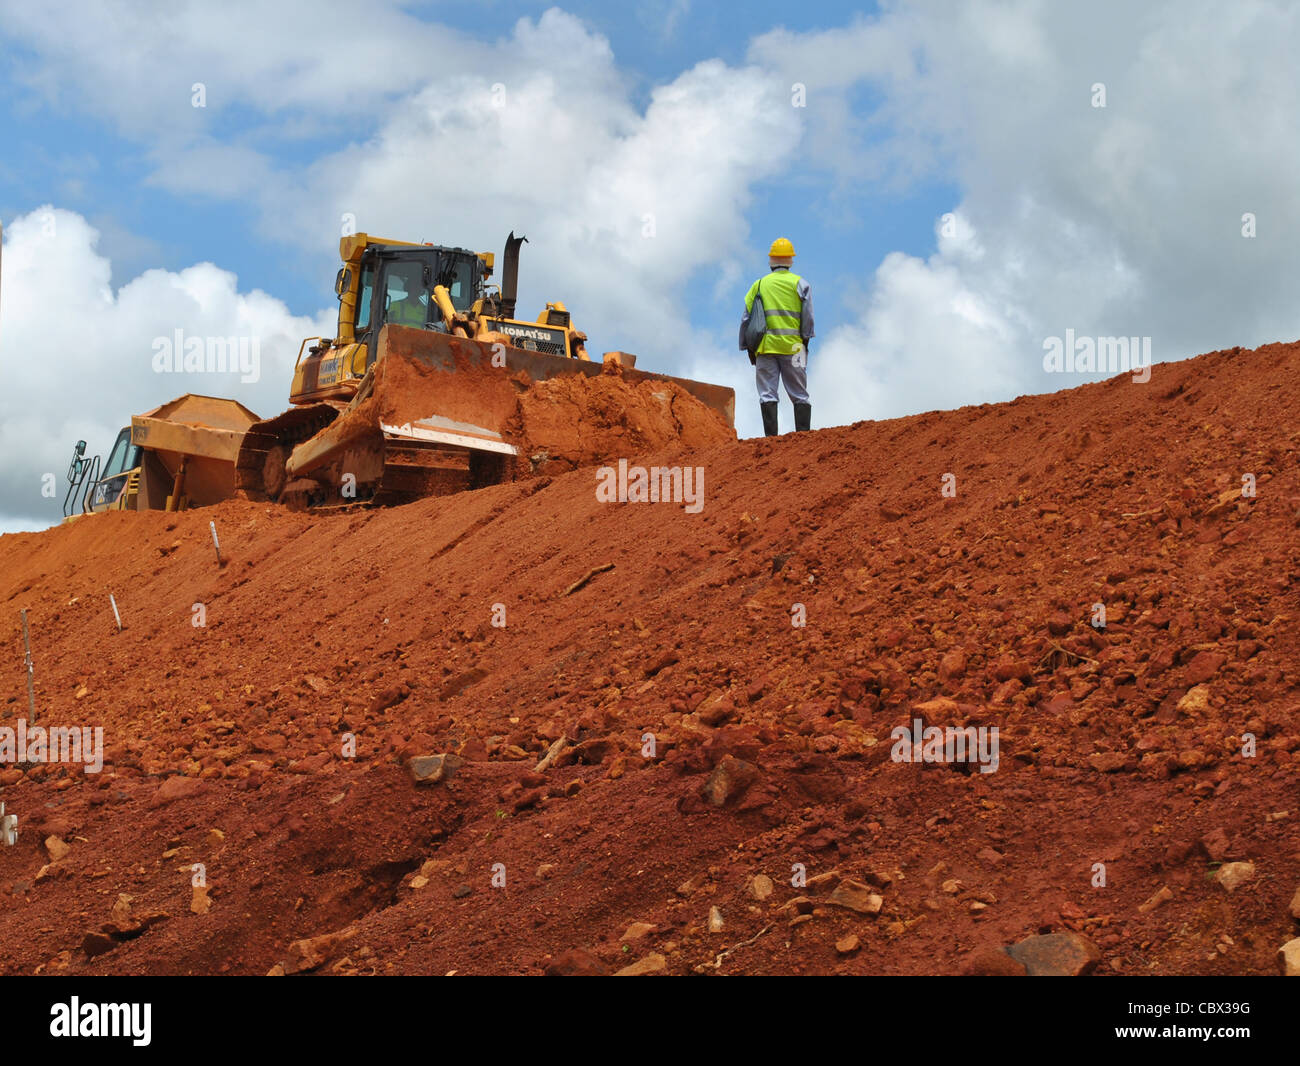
left=64, top=231, right=735, bottom=515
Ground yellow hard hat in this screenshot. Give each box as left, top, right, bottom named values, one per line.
left=768, top=237, right=796, bottom=258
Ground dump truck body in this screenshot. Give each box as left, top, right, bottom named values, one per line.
left=131, top=395, right=261, bottom=508
left=64, top=395, right=260, bottom=518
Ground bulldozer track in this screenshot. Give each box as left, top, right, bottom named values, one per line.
left=239, top=405, right=510, bottom=510
left=234, top=404, right=341, bottom=502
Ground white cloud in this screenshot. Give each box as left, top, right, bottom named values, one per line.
left=0, top=1, right=486, bottom=132
left=268, top=11, right=801, bottom=409
left=0, top=0, right=496, bottom=210
left=8, top=0, right=1299, bottom=451
left=0, top=207, right=333, bottom=529
left=811, top=235, right=1023, bottom=427
left=755, top=0, right=1300, bottom=424
left=0, top=517, right=50, bottom=536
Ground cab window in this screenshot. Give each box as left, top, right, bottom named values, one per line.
left=101, top=429, right=139, bottom=478
left=356, top=262, right=376, bottom=334
left=440, top=259, right=477, bottom=311
left=384, top=261, right=428, bottom=326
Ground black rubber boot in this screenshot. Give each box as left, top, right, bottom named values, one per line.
left=760, top=401, right=779, bottom=437
left=793, top=402, right=812, bottom=432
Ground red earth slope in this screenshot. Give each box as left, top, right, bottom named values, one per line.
left=0, top=340, right=1297, bottom=975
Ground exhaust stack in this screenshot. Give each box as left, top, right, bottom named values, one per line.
left=499, top=231, right=527, bottom=320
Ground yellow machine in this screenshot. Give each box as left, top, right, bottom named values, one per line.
left=286, top=232, right=589, bottom=405
left=233, top=231, right=733, bottom=508
left=64, top=395, right=259, bottom=519
left=65, top=231, right=735, bottom=515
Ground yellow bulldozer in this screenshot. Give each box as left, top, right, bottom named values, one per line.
left=65, top=231, right=735, bottom=516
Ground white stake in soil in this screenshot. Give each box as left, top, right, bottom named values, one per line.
left=21, top=608, right=36, bottom=723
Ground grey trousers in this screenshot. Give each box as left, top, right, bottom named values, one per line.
left=755, top=352, right=809, bottom=404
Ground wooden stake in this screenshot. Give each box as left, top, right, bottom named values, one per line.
left=21, top=609, right=35, bottom=723
left=563, top=562, right=614, bottom=596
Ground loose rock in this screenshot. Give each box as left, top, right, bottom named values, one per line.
left=1176, top=686, right=1212, bottom=715
left=826, top=879, right=883, bottom=916
left=407, top=754, right=463, bottom=785
left=81, top=931, right=118, bottom=959
left=961, top=945, right=1027, bottom=976
left=44, top=836, right=71, bottom=862
left=1199, top=828, right=1232, bottom=862
left=282, top=927, right=358, bottom=975
left=620, top=922, right=656, bottom=943
left=148, top=775, right=206, bottom=807
left=615, top=952, right=667, bottom=976
left=1005, top=932, right=1101, bottom=976
left=699, top=755, right=760, bottom=807
left=1138, top=886, right=1173, bottom=914
left=1215, top=862, right=1255, bottom=893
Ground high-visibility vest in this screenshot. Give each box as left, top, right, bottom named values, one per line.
left=388, top=295, right=426, bottom=326
left=746, top=271, right=804, bottom=355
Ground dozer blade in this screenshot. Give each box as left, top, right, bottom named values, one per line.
left=371, top=324, right=737, bottom=431
left=258, top=324, right=733, bottom=508
left=376, top=414, right=518, bottom=456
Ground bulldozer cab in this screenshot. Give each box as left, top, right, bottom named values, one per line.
left=360, top=247, right=482, bottom=342
left=91, top=428, right=141, bottom=511
left=288, top=231, right=592, bottom=410
left=290, top=242, right=486, bottom=404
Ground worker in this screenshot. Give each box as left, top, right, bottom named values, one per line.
left=739, top=237, right=813, bottom=436
left=386, top=282, right=427, bottom=327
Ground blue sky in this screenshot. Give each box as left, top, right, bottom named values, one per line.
left=0, top=0, right=951, bottom=334
left=2, top=1, right=1299, bottom=531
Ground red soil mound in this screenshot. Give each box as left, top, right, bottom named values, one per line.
left=0, top=339, right=1297, bottom=976
left=508, top=362, right=735, bottom=473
